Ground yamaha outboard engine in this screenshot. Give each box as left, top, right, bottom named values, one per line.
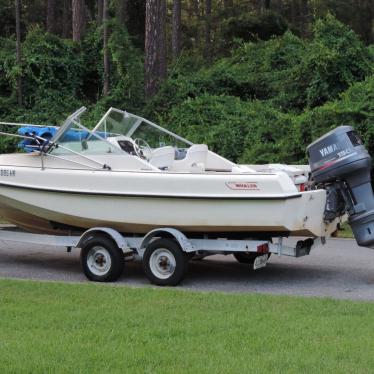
left=307, top=126, right=374, bottom=248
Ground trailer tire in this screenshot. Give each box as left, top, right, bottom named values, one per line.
left=233, top=252, right=271, bottom=264
left=143, top=238, right=188, bottom=286
left=80, top=235, right=124, bottom=282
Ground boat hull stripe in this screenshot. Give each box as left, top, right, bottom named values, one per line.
left=0, top=182, right=302, bottom=201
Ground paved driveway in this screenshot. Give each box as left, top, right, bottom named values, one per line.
left=0, top=237, right=373, bottom=300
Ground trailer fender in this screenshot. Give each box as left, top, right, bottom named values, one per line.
left=139, top=228, right=194, bottom=257
left=77, top=227, right=130, bottom=252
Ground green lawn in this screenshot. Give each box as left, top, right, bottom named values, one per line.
left=337, top=222, right=354, bottom=239
left=0, top=280, right=373, bottom=373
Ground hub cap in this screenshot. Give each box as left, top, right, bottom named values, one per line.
left=149, top=248, right=176, bottom=279
left=87, top=246, right=112, bottom=276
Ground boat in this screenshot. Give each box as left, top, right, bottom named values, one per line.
left=0, top=107, right=373, bottom=247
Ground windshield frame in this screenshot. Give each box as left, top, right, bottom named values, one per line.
left=47, top=106, right=194, bottom=158
left=92, top=107, right=194, bottom=147
left=47, top=106, right=127, bottom=155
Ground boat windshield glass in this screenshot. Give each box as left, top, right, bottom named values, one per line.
left=92, top=108, right=193, bottom=150
left=49, top=107, right=122, bottom=156
left=50, top=107, right=193, bottom=157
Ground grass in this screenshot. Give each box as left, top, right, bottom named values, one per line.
left=337, top=222, right=354, bottom=239
left=0, top=280, right=373, bottom=373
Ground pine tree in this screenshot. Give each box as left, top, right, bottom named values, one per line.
left=172, top=0, right=181, bottom=60
left=103, top=0, right=110, bottom=96
left=144, top=0, right=167, bottom=97
left=15, top=0, right=22, bottom=106
left=72, top=0, right=85, bottom=42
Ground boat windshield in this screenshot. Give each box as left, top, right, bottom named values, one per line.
left=92, top=108, right=192, bottom=149
left=49, top=107, right=192, bottom=156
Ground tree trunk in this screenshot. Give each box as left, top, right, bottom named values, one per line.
left=46, top=0, right=57, bottom=33
left=15, top=0, right=22, bottom=106
left=299, top=0, right=310, bottom=37
left=63, top=0, right=71, bottom=38
left=97, top=0, right=103, bottom=23
left=72, top=0, right=85, bottom=42
left=264, top=0, right=271, bottom=9
left=103, top=0, right=110, bottom=96
left=117, top=0, right=129, bottom=25
left=172, top=0, right=181, bottom=60
left=274, top=0, right=283, bottom=13
left=290, top=0, right=297, bottom=27
left=157, top=0, right=167, bottom=82
left=223, top=0, right=233, bottom=10
left=204, top=0, right=211, bottom=58
left=144, top=0, right=167, bottom=98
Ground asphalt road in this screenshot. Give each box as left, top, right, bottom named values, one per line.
left=0, top=237, right=373, bottom=300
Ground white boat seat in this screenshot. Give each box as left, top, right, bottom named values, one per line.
left=149, top=146, right=175, bottom=169
left=172, top=144, right=208, bottom=172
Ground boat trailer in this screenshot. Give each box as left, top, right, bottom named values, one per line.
left=0, top=226, right=321, bottom=286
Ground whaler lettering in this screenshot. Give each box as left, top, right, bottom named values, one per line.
left=226, top=182, right=259, bottom=190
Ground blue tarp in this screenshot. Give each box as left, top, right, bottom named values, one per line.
left=17, top=126, right=91, bottom=152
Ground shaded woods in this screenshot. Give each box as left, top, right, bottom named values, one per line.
left=0, top=0, right=373, bottom=163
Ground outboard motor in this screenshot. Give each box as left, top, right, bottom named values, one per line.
left=307, top=126, right=374, bottom=248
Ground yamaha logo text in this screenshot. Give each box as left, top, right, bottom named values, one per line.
left=319, top=144, right=338, bottom=157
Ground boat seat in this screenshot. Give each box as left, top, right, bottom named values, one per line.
left=171, top=144, right=208, bottom=172
left=149, top=146, right=175, bottom=169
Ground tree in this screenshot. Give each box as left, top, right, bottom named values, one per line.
left=117, top=0, right=129, bottom=25
left=204, top=0, right=211, bottom=58
left=157, top=0, right=166, bottom=81
left=103, top=0, right=110, bottom=96
left=15, top=0, right=22, bottom=106
left=223, top=0, right=233, bottom=11
left=264, top=0, right=271, bottom=9
left=172, top=0, right=181, bottom=60
left=97, top=0, right=103, bottom=24
left=72, top=0, right=85, bottom=42
left=62, top=0, right=71, bottom=38
left=144, top=0, right=167, bottom=97
left=46, top=0, right=57, bottom=34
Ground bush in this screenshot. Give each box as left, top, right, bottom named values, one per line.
left=150, top=16, right=372, bottom=118
left=278, top=15, right=373, bottom=110
left=161, top=94, right=296, bottom=164
left=21, top=27, right=84, bottom=109
left=221, top=10, right=288, bottom=44
left=293, top=74, right=374, bottom=162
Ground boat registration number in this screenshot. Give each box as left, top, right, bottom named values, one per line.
left=0, top=169, right=16, bottom=177
left=253, top=254, right=268, bottom=270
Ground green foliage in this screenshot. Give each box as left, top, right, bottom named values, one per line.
left=22, top=27, right=83, bottom=105
left=107, top=21, right=144, bottom=110
left=162, top=93, right=299, bottom=164
left=293, top=74, right=374, bottom=161
left=151, top=16, right=372, bottom=117
left=221, top=10, right=288, bottom=44
left=280, top=15, right=373, bottom=110
left=0, top=14, right=373, bottom=169
left=163, top=95, right=252, bottom=162
left=0, top=37, right=16, bottom=117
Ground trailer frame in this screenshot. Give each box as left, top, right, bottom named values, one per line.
left=0, top=225, right=324, bottom=285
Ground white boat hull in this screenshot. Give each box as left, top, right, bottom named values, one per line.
left=0, top=153, right=340, bottom=237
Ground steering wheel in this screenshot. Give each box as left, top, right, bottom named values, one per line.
left=133, top=138, right=152, bottom=161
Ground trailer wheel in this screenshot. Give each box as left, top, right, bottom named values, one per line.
left=143, top=238, right=189, bottom=286
left=233, top=252, right=271, bottom=264
left=80, top=235, right=124, bottom=282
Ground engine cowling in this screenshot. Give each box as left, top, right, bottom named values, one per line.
left=307, top=126, right=374, bottom=248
